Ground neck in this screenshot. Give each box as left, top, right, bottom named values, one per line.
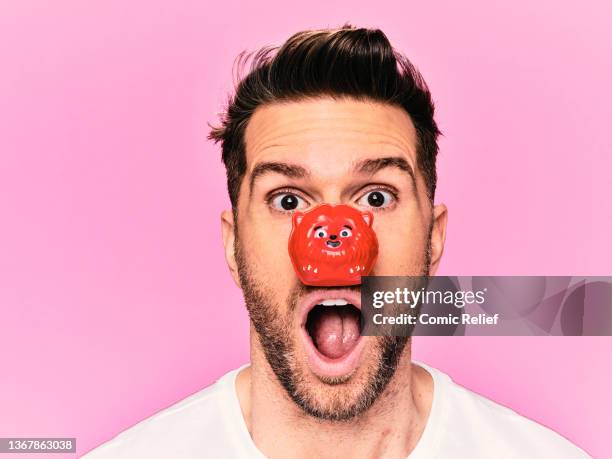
left=235, top=330, right=433, bottom=459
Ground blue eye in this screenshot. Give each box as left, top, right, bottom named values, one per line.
left=270, top=193, right=308, bottom=212
left=314, top=229, right=327, bottom=238
left=357, top=190, right=395, bottom=209
left=339, top=228, right=352, bottom=238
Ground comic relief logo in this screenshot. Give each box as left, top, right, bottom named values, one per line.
left=288, top=204, right=379, bottom=286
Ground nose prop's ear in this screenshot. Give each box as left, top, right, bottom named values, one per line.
left=361, top=211, right=373, bottom=227
left=292, top=211, right=304, bottom=227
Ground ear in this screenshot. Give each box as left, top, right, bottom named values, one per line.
left=361, top=211, right=373, bottom=227
left=221, top=209, right=241, bottom=288
left=428, top=204, right=448, bottom=276
left=293, top=211, right=304, bottom=227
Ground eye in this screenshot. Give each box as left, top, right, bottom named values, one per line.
left=314, top=229, right=328, bottom=238
left=357, top=189, right=395, bottom=209
left=339, top=228, right=352, bottom=238
left=269, top=192, right=308, bottom=212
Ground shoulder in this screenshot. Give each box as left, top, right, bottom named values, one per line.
left=418, top=362, right=591, bottom=459
left=81, top=367, right=243, bottom=459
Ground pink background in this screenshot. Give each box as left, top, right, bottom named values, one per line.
left=1, top=0, right=611, bottom=457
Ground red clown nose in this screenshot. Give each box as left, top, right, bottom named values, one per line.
left=288, top=204, right=379, bottom=286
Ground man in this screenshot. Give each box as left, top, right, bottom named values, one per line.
left=83, top=26, right=589, bottom=458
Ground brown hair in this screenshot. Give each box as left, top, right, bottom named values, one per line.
left=209, top=25, right=441, bottom=209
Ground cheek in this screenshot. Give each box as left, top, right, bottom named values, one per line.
left=240, top=217, right=297, bottom=292
left=373, top=215, right=429, bottom=275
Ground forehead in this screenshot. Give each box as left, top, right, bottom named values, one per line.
left=244, top=98, right=418, bottom=174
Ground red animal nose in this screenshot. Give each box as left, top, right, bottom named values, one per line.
left=288, top=203, right=379, bottom=286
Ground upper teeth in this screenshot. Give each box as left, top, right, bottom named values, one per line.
left=320, top=299, right=349, bottom=306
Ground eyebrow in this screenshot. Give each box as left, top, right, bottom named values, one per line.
left=248, top=156, right=416, bottom=195
left=353, top=156, right=416, bottom=185
left=249, top=162, right=310, bottom=195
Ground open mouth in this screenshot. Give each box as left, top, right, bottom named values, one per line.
left=306, top=301, right=361, bottom=359
left=298, top=289, right=367, bottom=379
left=326, top=240, right=341, bottom=248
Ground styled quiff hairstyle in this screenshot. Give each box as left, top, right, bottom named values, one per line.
left=209, top=25, right=441, bottom=209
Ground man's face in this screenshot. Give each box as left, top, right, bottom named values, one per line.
left=223, top=98, right=446, bottom=420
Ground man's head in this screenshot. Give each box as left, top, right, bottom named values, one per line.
left=211, top=26, right=447, bottom=421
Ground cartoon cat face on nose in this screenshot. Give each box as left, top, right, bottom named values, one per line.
left=311, top=221, right=354, bottom=250
left=288, top=204, right=379, bottom=286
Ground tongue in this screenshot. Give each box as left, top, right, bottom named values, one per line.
left=312, top=307, right=360, bottom=359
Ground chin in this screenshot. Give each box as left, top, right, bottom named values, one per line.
left=289, top=328, right=397, bottom=422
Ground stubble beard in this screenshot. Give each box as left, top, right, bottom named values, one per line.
left=233, top=221, right=432, bottom=422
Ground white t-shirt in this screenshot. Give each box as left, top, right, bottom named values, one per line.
left=82, top=362, right=590, bottom=458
